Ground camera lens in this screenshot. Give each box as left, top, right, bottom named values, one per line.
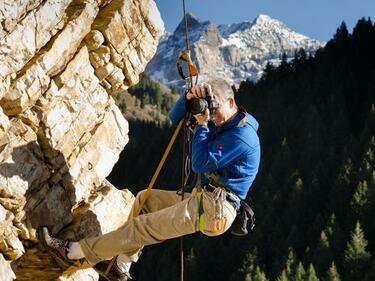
left=186, top=98, right=208, bottom=115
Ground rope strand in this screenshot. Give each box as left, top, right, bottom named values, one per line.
left=182, top=0, right=190, bottom=52
left=180, top=1, right=193, bottom=280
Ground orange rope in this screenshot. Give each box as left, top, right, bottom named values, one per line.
left=134, top=119, right=184, bottom=216
left=105, top=119, right=184, bottom=275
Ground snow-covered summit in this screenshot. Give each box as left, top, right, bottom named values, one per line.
left=219, top=14, right=277, bottom=37
left=254, top=14, right=280, bottom=25
left=146, top=14, right=325, bottom=86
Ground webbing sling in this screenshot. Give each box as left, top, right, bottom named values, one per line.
left=195, top=173, right=205, bottom=231
left=196, top=191, right=205, bottom=231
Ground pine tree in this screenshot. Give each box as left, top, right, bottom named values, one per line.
left=325, top=262, right=341, bottom=281
left=334, top=22, right=350, bottom=42
left=244, top=273, right=253, bottom=281
left=294, top=262, right=306, bottom=281
left=253, top=266, right=268, bottom=281
left=322, top=214, right=345, bottom=262
left=344, top=221, right=371, bottom=280
left=277, top=270, right=288, bottom=281
left=234, top=251, right=257, bottom=281
left=350, top=180, right=369, bottom=215
left=359, top=135, right=375, bottom=242
left=305, top=264, right=319, bottom=281
left=285, top=247, right=298, bottom=278
left=329, top=157, right=354, bottom=223
left=312, top=230, right=333, bottom=275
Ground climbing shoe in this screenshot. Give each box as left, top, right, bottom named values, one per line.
left=94, top=258, right=131, bottom=281
left=38, top=227, right=75, bottom=269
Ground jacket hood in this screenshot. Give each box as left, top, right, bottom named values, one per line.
left=211, top=111, right=259, bottom=133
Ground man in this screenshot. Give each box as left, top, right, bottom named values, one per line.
left=40, top=78, right=260, bottom=280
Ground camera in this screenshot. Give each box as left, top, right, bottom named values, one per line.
left=185, top=94, right=219, bottom=115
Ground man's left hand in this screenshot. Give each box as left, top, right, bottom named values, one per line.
left=194, top=108, right=209, bottom=126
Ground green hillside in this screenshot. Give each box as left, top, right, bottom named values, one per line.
left=113, top=73, right=179, bottom=124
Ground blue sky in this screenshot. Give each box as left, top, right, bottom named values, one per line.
left=155, top=0, right=375, bottom=41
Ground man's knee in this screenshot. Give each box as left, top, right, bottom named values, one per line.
left=134, top=189, right=150, bottom=214
left=136, top=189, right=147, bottom=199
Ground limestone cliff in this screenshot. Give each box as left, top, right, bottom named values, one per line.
left=0, top=0, right=164, bottom=280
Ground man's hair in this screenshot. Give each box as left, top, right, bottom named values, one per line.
left=207, top=78, right=234, bottom=100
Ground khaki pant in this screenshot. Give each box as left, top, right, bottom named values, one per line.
left=79, top=188, right=237, bottom=265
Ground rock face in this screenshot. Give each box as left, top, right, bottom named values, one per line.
left=146, top=13, right=325, bottom=86
left=0, top=0, right=164, bottom=280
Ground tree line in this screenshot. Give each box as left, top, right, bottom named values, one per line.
left=127, top=73, right=179, bottom=115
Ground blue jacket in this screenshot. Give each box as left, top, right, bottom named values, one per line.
left=169, top=96, right=260, bottom=199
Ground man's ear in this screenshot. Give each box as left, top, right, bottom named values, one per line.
left=229, top=97, right=235, bottom=108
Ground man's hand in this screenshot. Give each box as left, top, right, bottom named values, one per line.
left=186, top=83, right=212, bottom=126
left=194, top=108, right=209, bottom=126
left=186, top=83, right=212, bottom=100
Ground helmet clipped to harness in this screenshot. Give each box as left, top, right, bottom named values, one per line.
left=231, top=201, right=256, bottom=236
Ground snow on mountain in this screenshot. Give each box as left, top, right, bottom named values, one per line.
left=146, top=13, right=325, bottom=87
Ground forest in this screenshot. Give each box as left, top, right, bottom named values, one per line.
left=108, top=18, right=375, bottom=281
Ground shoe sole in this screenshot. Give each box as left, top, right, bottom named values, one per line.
left=93, top=269, right=115, bottom=281
left=38, top=227, right=74, bottom=269
left=93, top=265, right=115, bottom=281
left=93, top=263, right=130, bottom=281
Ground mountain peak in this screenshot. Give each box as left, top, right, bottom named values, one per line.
left=255, top=14, right=272, bottom=21
left=147, top=14, right=325, bottom=86
left=219, top=15, right=280, bottom=37
left=174, top=13, right=203, bottom=34
left=253, top=14, right=280, bottom=26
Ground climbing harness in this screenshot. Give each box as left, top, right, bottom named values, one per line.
left=204, top=173, right=256, bottom=235
left=195, top=185, right=228, bottom=234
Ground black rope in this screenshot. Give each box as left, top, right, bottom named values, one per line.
left=180, top=114, right=193, bottom=281
left=182, top=0, right=194, bottom=89
left=179, top=115, right=187, bottom=281
left=182, top=0, right=190, bottom=53
left=180, top=1, right=193, bottom=281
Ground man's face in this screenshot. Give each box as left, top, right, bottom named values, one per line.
left=211, top=93, right=231, bottom=126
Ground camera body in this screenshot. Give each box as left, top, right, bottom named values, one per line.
left=185, top=94, right=219, bottom=115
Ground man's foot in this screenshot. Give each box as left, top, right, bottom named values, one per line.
left=38, top=227, right=75, bottom=269
left=94, top=258, right=131, bottom=281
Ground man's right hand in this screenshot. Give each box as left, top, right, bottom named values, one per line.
left=186, top=83, right=212, bottom=100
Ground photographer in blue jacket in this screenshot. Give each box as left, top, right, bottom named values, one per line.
left=40, top=78, right=260, bottom=281
left=170, top=78, right=260, bottom=201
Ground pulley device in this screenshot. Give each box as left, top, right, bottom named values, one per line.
left=177, top=50, right=198, bottom=87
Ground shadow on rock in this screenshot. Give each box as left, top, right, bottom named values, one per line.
left=0, top=141, right=102, bottom=280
